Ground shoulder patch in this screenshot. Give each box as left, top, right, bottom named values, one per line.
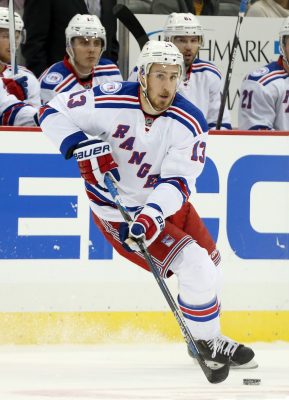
left=43, top=72, right=64, bottom=85
left=100, top=81, right=122, bottom=94
left=250, top=67, right=270, bottom=77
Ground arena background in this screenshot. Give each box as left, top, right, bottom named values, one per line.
left=125, top=16, right=282, bottom=128
left=0, top=14, right=288, bottom=346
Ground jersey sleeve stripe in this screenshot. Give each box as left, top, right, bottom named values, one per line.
left=38, top=105, right=59, bottom=125
left=85, top=184, right=118, bottom=208
left=192, top=64, right=222, bottom=79
left=95, top=65, right=120, bottom=72
left=38, top=67, right=50, bottom=82
left=94, top=71, right=122, bottom=78
left=94, top=95, right=140, bottom=109
left=85, top=182, right=141, bottom=212
left=55, top=74, right=75, bottom=92
left=94, top=95, right=139, bottom=103
left=260, top=74, right=288, bottom=86
left=165, top=111, right=197, bottom=136
left=55, top=80, right=77, bottom=93
left=258, top=70, right=286, bottom=82
left=256, top=70, right=288, bottom=86
left=167, top=106, right=203, bottom=136
left=94, top=102, right=140, bottom=110
left=194, top=62, right=220, bottom=72
left=0, top=103, right=27, bottom=125
left=60, top=131, right=89, bottom=159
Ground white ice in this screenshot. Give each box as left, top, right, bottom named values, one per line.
left=0, top=342, right=288, bottom=400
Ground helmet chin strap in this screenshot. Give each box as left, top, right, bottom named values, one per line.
left=281, top=44, right=289, bottom=68
left=139, top=76, right=160, bottom=114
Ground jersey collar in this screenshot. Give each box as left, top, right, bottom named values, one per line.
left=63, top=55, right=94, bottom=88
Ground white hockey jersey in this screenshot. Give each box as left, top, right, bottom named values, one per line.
left=39, top=81, right=209, bottom=222
left=0, top=78, right=37, bottom=126
left=0, top=64, right=41, bottom=108
left=39, top=56, right=123, bottom=104
left=238, top=57, right=289, bottom=130
left=129, top=58, right=232, bottom=130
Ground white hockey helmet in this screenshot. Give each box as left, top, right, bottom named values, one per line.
left=65, top=14, right=107, bottom=51
left=0, top=7, right=24, bottom=32
left=137, top=40, right=184, bottom=112
left=164, top=13, right=204, bottom=47
left=279, top=17, right=289, bottom=65
left=137, top=40, right=184, bottom=78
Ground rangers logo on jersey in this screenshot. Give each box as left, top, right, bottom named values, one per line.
left=44, top=72, right=64, bottom=85
left=100, top=81, right=122, bottom=94
left=161, top=234, right=176, bottom=247
left=250, top=67, right=270, bottom=77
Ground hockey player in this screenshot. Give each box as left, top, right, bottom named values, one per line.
left=39, top=14, right=123, bottom=104
left=39, top=40, right=256, bottom=369
left=0, top=77, right=37, bottom=125
left=0, top=7, right=41, bottom=108
left=129, top=13, right=232, bottom=130
left=129, top=13, right=223, bottom=303
left=238, top=17, right=289, bottom=130
left=127, top=18, right=232, bottom=278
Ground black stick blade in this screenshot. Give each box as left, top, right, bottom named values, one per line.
left=200, top=359, right=230, bottom=384
left=113, top=4, right=149, bottom=49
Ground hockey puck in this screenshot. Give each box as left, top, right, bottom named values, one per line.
left=243, top=378, right=261, bottom=385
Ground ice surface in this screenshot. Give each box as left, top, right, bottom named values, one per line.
left=0, top=342, right=288, bottom=400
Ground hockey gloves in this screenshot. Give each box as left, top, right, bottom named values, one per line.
left=119, top=203, right=165, bottom=252
left=73, top=139, right=120, bottom=189
left=2, top=76, right=28, bottom=101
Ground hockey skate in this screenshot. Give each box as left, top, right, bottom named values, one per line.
left=188, top=335, right=258, bottom=369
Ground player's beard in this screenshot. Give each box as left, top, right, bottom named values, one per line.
left=149, top=92, right=174, bottom=112
left=182, top=46, right=199, bottom=68
left=183, top=52, right=196, bottom=69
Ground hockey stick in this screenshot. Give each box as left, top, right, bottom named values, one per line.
left=113, top=4, right=149, bottom=50
left=8, top=0, right=18, bottom=76
left=215, top=0, right=249, bottom=129
left=104, top=173, right=230, bottom=384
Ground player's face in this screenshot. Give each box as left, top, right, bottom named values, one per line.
left=173, top=36, right=201, bottom=68
left=146, top=64, right=179, bottom=112
left=283, top=35, right=289, bottom=68
left=0, top=28, right=21, bottom=64
left=71, top=36, right=102, bottom=74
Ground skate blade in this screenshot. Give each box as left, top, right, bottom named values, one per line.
left=230, top=359, right=259, bottom=369
left=191, top=358, right=258, bottom=370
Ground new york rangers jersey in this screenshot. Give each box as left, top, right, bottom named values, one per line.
left=0, top=64, right=41, bottom=108
left=129, top=58, right=232, bottom=130
left=39, top=81, right=208, bottom=222
left=39, top=56, right=123, bottom=104
left=0, top=78, right=37, bottom=126
left=238, top=57, right=289, bottom=130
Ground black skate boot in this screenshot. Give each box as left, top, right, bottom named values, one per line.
left=188, top=335, right=258, bottom=369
